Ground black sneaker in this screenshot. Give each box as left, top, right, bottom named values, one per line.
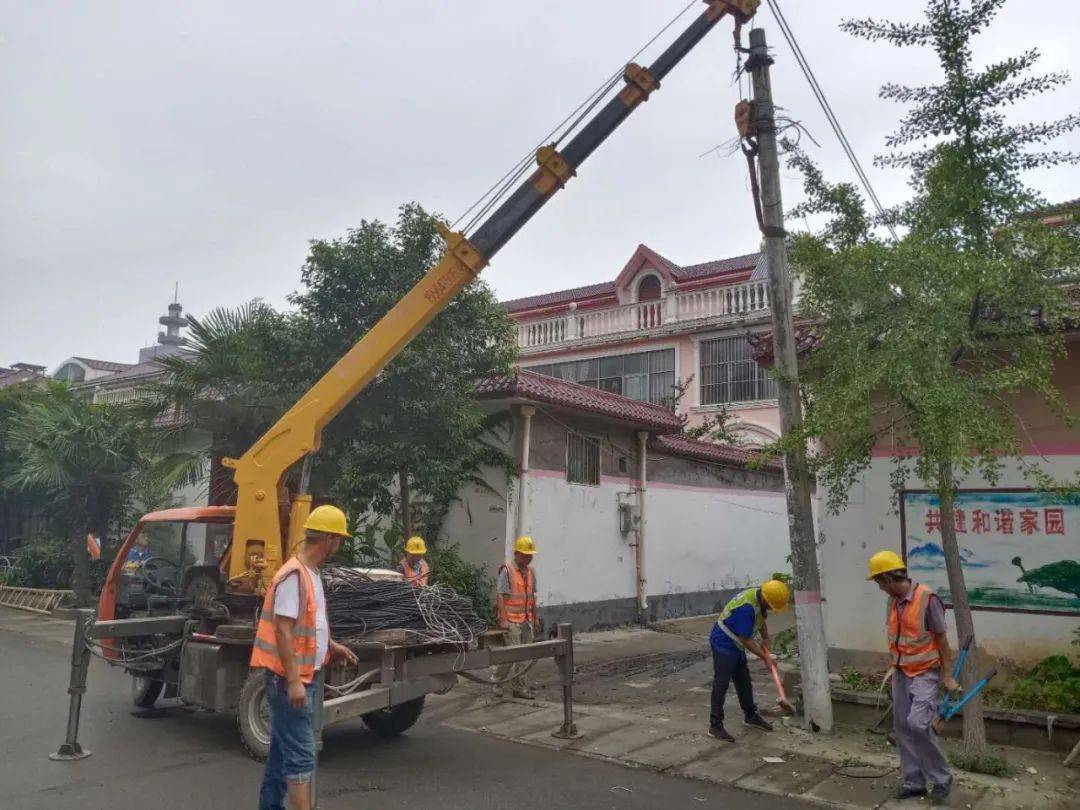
left=743, top=714, right=774, bottom=732
left=929, top=781, right=951, bottom=804
left=708, top=725, right=735, bottom=742
left=893, top=784, right=927, bottom=800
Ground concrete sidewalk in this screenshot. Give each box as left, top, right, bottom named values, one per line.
left=443, top=618, right=1079, bottom=810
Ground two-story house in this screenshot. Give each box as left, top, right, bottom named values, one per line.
left=504, top=243, right=781, bottom=447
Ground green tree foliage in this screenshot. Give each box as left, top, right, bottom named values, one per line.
left=4, top=386, right=147, bottom=604
left=291, top=203, right=517, bottom=537
left=785, top=0, right=1080, bottom=752
left=0, top=382, right=53, bottom=553
left=146, top=203, right=517, bottom=541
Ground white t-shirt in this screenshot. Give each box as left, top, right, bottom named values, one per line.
left=272, top=565, right=329, bottom=671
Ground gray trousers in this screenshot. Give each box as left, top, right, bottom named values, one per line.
left=892, top=667, right=952, bottom=790
left=494, top=622, right=534, bottom=692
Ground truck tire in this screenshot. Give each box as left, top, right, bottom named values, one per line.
left=237, top=670, right=271, bottom=761
left=362, top=696, right=425, bottom=737
left=132, top=673, right=165, bottom=708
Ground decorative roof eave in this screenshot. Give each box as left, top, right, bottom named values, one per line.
left=475, top=370, right=685, bottom=433
left=648, top=433, right=783, bottom=474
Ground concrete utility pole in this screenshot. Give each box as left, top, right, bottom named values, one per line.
left=747, top=27, right=833, bottom=733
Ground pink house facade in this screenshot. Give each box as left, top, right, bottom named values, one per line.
left=504, top=244, right=782, bottom=447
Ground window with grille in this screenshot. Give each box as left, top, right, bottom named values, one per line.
left=699, top=336, right=777, bottom=405
left=524, top=348, right=675, bottom=406
left=566, top=432, right=601, bottom=486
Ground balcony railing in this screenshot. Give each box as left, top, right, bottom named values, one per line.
left=516, top=280, right=770, bottom=350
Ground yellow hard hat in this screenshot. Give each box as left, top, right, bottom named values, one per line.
left=404, top=536, right=427, bottom=555
left=303, top=504, right=350, bottom=538
left=761, top=579, right=789, bottom=612
left=867, top=549, right=905, bottom=580
left=514, top=536, right=537, bottom=555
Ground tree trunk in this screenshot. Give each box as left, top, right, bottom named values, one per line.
left=935, top=461, right=986, bottom=753
left=399, top=469, right=413, bottom=538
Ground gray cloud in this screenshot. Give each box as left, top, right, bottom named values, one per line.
left=3, top=0, right=1078, bottom=369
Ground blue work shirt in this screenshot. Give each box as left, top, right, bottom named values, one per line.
left=125, top=545, right=153, bottom=565
left=709, top=603, right=757, bottom=658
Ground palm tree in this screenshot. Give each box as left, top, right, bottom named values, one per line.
left=5, top=388, right=146, bottom=604
left=137, top=301, right=303, bottom=505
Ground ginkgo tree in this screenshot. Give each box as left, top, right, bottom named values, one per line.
left=784, top=0, right=1080, bottom=753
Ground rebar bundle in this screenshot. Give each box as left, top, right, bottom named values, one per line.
left=322, top=565, right=486, bottom=646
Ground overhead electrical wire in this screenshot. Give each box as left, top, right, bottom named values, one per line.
left=763, top=0, right=900, bottom=241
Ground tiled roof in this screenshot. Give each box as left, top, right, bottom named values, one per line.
left=82, top=361, right=166, bottom=385
left=502, top=246, right=761, bottom=314
left=475, top=370, right=685, bottom=432
left=72, top=357, right=135, bottom=373
left=1033, top=197, right=1080, bottom=218
left=649, top=433, right=783, bottom=473
left=502, top=281, right=616, bottom=314
left=674, top=252, right=760, bottom=282
left=0, top=366, right=46, bottom=388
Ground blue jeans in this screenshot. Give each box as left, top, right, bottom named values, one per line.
left=259, top=672, right=317, bottom=810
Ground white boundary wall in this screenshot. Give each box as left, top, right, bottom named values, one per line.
left=819, top=454, right=1080, bottom=666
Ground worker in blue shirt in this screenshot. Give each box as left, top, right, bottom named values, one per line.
left=708, top=579, right=789, bottom=742
left=123, top=535, right=153, bottom=571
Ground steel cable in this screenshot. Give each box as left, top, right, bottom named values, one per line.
left=322, top=566, right=486, bottom=647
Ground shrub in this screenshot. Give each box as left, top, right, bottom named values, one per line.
left=12, top=537, right=73, bottom=588
left=986, top=655, right=1080, bottom=714
left=3, top=538, right=111, bottom=594
left=426, top=543, right=496, bottom=628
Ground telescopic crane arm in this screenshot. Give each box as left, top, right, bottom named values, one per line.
left=225, top=0, right=759, bottom=586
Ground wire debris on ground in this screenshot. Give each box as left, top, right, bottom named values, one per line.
left=322, top=565, right=486, bottom=647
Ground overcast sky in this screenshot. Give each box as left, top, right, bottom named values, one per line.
left=4, top=0, right=1079, bottom=370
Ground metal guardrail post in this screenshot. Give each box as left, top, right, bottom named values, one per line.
left=50, top=608, right=93, bottom=761
left=311, top=668, right=325, bottom=807
left=552, top=623, right=580, bottom=739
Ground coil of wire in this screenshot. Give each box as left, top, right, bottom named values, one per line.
left=322, top=565, right=486, bottom=646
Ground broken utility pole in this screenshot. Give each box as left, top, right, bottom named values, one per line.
left=745, top=27, right=833, bottom=733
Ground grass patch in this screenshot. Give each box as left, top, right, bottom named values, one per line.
left=948, top=750, right=1017, bottom=778
left=771, top=627, right=798, bottom=657
left=839, top=667, right=884, bottom=692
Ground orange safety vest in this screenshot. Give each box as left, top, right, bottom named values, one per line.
left=250, top=557, right=326, bottom=684
left=887, top=582, right=942, bottom=677
left=400, top=556, right=430, bottom=589
left=498, top=562, right=536, bottom=625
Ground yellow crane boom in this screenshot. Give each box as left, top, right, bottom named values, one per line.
left=225, top=0, right=759, bottom=586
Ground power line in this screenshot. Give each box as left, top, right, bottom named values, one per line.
left=764, top=0, right=899, bottom=241
left=454, top=0, right=702, bottom=235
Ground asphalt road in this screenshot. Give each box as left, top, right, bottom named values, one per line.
left=0, top=625, right=815, bottom=809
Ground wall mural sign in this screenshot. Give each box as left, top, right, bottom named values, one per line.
left=900, top=489, right=1080, bottom=616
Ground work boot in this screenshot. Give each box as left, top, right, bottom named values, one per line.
left=929, top=781, right=951, bottom=805
left=708, top=725, right=735, bottom=742
left=743, top=713, right=774, bottom=732
left=892, top=784, right=927, bottom=800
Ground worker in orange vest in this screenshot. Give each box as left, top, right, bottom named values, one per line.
left=493, top=536, right=540, bottom=699
left=868, top=550, right=959, bottom=804
left=251, top=505, right=359, bottom=810
left=400, top=536, right=430, bottom=588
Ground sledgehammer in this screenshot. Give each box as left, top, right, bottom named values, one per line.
left=763, top=646, right=796, bottom=716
